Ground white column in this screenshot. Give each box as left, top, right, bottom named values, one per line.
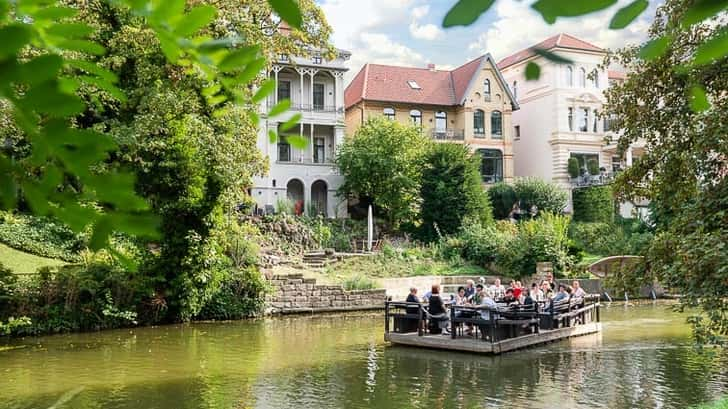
left=299, top=70, right=304, bottom=109
left=273, top=69, right=279, bottom=107
left=625, top=146, right=633, bottom=167
left=310, top=122, right=314, bottom=162
left=299, top=122, right=303, bottom=162
left=334, top=72, right=344, bottom=115
left=310, top=72, right=315, bottom=111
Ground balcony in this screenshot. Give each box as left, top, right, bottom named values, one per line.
left=570, top=172, right=617, bottom=187
left=290, top=103, right=344, bottom=114
left=429, top=128, right=465, bottom=141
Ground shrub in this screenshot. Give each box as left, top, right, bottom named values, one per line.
left=567, top=157, right=580, bottom=179
left=0, top=212, right=84, bottom=262
left=488, top=182, right=517, bottom=220
left=196, top=267, right=267, bottom=320
left=457, top=221, right=506, bottom=264
left=341, top=274, right=377, bottom=291
left=572, top=185, right=615, bottom=223
left=498, top=213, right=573, bottom=277
left=587, top=158, right=600, bottom=175
left=513, top=178, right=568, bottom=215
left=419, top=143, right=492, bottom=241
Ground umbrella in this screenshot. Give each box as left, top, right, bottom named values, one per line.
left=367, top=205, right=373, bottom=252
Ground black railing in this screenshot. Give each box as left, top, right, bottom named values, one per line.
left=570, top=172, right=616, bottom=187
left=429, top=129, right=465, bottom=141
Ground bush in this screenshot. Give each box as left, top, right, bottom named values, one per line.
left=0, top=212, right=84, bottom=262
left=568, top=157, right=580, bottom=179
left=569, top=219, right=653, bottom=256
left=488, top=182, right=517, bottom=220
left=196, top=267, right=267, bottom=320
left=572, top=185, right=614, bottom=223
left=587, top=158, right=600, bottom=175
left=497, top=213, right=573, bottom=277
left=513, top=178, right=568, bottom=215
left=419, top=143, right=492, bottom=241
left=341, top=274, right=377, bottom=291
left=457, top=221, right=506, bottom=264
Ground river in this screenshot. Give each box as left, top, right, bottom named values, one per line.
left=1, top=302, right=727, bottom=409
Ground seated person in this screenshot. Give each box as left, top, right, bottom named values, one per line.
left=454, top=286, right=467, bottom=306
left=572, top=280, right=586, bottom=298
left=472, top=285, right=497, bottom=320
left=405, top=287, right=420, bottom=315
left=523, top=289, right=534, bottom=306
left=552, top=284, right=569, bottom=303
left=464, top=280, right=475, bottom=300
left=501, top=288, right=518, bottom=305
left=530, top=282, right=544, bottom=301
left=428, top=284, right=448, bottom=334
left=541, top=280, right=554, bottom=299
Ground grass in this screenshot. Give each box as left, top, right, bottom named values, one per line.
left=693, top=398, right=728, bottom=409
left=0, top=243, right=66, bottom=273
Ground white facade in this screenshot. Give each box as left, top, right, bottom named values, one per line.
left=252, top=50, right=350, bottom=217
left=501, top=45, right=642, bottom=216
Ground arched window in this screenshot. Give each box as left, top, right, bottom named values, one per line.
left=579, top=68, right=586, bottom=88
left=410, top=109, right=422, bottom=126
left=473, top=109, right=485, bottom=137
left=512, top=81, right=518, bottom=100
left=435, top=111, right=447, bottom=137
left=478, top=149, right=503, bottom=183
left=491, top=110, right=502, bottom=138
left=566, top=66, right=574, bottom=87
left=484, top=79, right=491, bottom=100
left=591, top=69, right=599, bottom=88
left=383, top=107, right=395, bottom=120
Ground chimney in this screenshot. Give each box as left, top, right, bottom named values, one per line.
left=427, top=63, right=436, bottom=71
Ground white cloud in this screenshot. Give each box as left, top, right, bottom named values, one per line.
left=409, top=5, right=444, bottom=40
left=467, top=0, right=656, bottom=61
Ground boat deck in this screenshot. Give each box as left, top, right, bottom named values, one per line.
left=385, top=322, right=601, bottom=354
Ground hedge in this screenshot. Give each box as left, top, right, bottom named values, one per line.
left=572, top=185, right=614, bottom=223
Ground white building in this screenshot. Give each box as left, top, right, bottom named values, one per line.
left=498, top=33, right=645, bottom=216
left=251, top=49, right=350, bottom=217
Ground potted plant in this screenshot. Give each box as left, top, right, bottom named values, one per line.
left=568, top=157, right=580, bottom=179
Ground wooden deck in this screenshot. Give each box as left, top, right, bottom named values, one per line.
left=385, top=322, right=602, bottom=354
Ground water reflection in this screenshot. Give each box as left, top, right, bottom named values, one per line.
left=1, top=303, right=726, bottom=409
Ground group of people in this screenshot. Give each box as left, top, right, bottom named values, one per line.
left=405, top=277, right=588, bottom=335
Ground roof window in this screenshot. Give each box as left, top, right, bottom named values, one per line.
left=407, top=80, right=421, bottom=90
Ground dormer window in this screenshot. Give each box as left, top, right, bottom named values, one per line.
left=407, top=80, right=421, bottom=89
left=313, top=55, right=322, bottom=64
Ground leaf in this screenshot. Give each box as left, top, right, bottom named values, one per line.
left=531, top=0, right=617, bottom=24
left=151, top=0, right=185, bottom=23
left=253, top=79, right=275, bottom=103
left=0, top=25, right=31, bottom=58
left=78, top=75, right=127, bottom=102
left=442, top=0, right=495, bottom=27
left=689, top=85, right=710, bottom=112
left=21, top=54, right=63, bottom=86
left=525, top=62, right=541, bottom=80
left=202, top=84, right=221, bottom=97
left=639, top=36, right=671, bottom=60
left=23, top=82, right=85, bottom=117
left=206, top=94, right=227, bottom=106
left=268, top=99, right=290, bottom=117
left=268, top=129, right=278, bottom=143
left=278, top=112, right=301, bottom=132
left=89, top=215, right=113, bottom=250
left=218, top=46, right=259, bottom=72
left=693, top=28, right=728, bottom=65
left=109, top=213, right=160, bottom=238
left=533, top=48, right=573, bottom=64
left=32, top=6, right=78, bottom=20
left=172, top=5, right=217, bottom=37
left=232, top=57, right=266, bottom=85
left=682, top=0, right=728, bottom=26
left=46, top=23, right=95, bottom=39
left=286, top=134, right=308, bottom=149
left=56, top=39, right=106, bottom=55
left=267, top=0, right=302, bottom=29
left=197, top=37, right=240, bottom=52
left=156, top=31, right=181, bottom=62
left=609, top=0, right=648, bottom=29
left=67, top=59, right=118, bottom=83
left=0, top=158, right=17, bottom=210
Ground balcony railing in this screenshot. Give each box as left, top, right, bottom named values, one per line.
left=570, top=172, right=617, bottom=187
left=269, top=99, right=343, bottom=114
left=429, top=128, right=465, bottom=141
left=276, top=155, right=335, bottom=165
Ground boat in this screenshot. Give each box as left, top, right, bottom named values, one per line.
left=384, top=295, right=601, bottom=355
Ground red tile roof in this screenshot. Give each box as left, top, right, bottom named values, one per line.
left=608, top=70, right=626, bottom=80
left=497, top=33, right=605, bottom=70
left=345, top=55, right=515, bottom=110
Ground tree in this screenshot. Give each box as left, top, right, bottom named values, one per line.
left=603, top=0, right=728, bottom=341
left=488, top=182, right=517, bottom=220
left=419, top=143, right=492, bottom=241
left=513, top=178, right=568, bottom=215
left=336, top=118, right=431, bottom=228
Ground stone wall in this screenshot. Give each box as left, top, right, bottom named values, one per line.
left=265, top=273, right=387, bottom=314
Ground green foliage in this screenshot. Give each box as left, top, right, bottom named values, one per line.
left=572, top=185, right=615, bottom=223
left=488, top=182, right=517, bottom=220
left=341, top=274, right=377, bottom=291
left=587, top=158, right=600, bottom=175
left=499, top=213, right=573, bottom=277
left=0, top=212, right=83, bottom=261
left=513, top=178, right=568, bottom=215
left=196, top=267, right=267, bottom=320
left=569, top=219, right=653, bottom=257
left=0, top=316, right=32, bottom=336
left=419, top=143, right=492, bottom=241
left=336, top=118, right=432, bottom=228
left=604, top=0, right=728, bottom=340
left=567, top=157, right=580, bottom=179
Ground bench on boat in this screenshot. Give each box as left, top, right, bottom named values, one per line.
left=449, top=304, right=540, bottom=342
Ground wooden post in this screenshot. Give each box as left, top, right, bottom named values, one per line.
left=451, top=306, right=456, bottom=339
left=489, top=310, right=496, bottom=342
left=384, top=301, right=390, bottom=333
left=418, top=306, right=424, bottom=337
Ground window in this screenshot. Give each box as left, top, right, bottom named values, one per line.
left=279, top=54, right=289, bottom=62
left=407, top=80, right=421, bottom=89
left=514, top=125, right=520, bottom=140
left=591, top=69, right=599, bottom=88
left=566, top=66, right=574, bottom=86
left=313, top=83, right=325, bottom=110
left=579, top=68, right=586, bottom=87
left=484, top=79, right=491, bottom=100
left=435, top=111, right=447, bottom=134
left=313, top=137, right=325, bottom=163
left=612, top=156, right=622, bottom=173
left=593, top=109, right=599, bottom=132
left=478, top=149, right=503, bottom=183
left=491, top=110, right=502, bottom=138
left=278, top=136, right=291, bottom=162
left=570, top=153, right=599, bottom=176
left=313, top=55, right=322, bottom=64
left=410, top=109, right=422, bottom=126
left=579, top=107, right=589, bottom=132
left=278, top=80, right=291, bottom=102
left=473, top=109, right=485, bottom=136
left=383, top=107, right=395, bottom=120
left=512, top=81, right=518, bottom=100
left=568, top=107, right=574, bottom=131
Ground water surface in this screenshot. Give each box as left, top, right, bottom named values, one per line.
left=1, top=302, right=726, bottom=409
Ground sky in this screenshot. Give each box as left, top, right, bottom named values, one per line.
left=317, top=0, right=662, bottom=84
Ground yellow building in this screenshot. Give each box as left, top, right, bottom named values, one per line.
left=344, top=55, right=518, bottom=183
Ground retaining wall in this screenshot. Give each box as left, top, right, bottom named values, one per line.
left=265, top=273, right=387, bottom=314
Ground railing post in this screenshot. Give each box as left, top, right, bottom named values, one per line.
left=418, top=305, right=424, bottom=337
left=384, top=301, right=390, bottom=334
left=490, top=309, right=496, bottom=342
left=451, top=306, right=456, bottom=339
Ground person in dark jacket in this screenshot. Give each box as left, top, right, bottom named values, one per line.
left=405, top=287, right=420, bottom=315
left=428, top=284, right=448, bottom=334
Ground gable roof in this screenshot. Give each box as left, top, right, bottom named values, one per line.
left=345, top=54, right=519, bottom=110
left=497, top=33, right=605, bottom=70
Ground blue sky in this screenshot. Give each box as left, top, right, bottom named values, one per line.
left=317, top=0, right=661, bottom=84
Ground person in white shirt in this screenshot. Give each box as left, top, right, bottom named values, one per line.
left=489, top=278, right=506, bottom=300
left=572, top=280, right=586, bottom=298
left=530, top=282, right=544, bottom=301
